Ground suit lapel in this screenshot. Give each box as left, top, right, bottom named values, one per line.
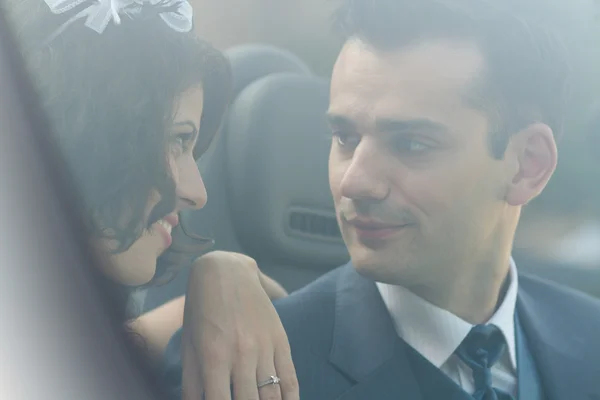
left=333, top=351, right=423, bottom=400
left=330, top=265, right=424, bottom=400
left=328, top=267, right=600, bottom=400
left=518, top=275, right=600, bottom=400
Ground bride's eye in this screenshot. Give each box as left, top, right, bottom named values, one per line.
left=170, top=132, right=193, bottom=156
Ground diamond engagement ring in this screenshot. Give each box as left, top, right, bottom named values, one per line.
left=257, top=375, right=281, bottom=388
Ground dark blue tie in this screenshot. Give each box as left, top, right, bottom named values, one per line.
left=455, top=324, right=515, bottom=400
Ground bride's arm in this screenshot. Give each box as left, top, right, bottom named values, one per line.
left=180, top=252, right=298, bottom=400
left=128, top=295, right=185, bottom=363
left=128, top=268, right=288, bottom=363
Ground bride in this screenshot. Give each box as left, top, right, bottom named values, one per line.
left=2, top=0, right=299, bottom=399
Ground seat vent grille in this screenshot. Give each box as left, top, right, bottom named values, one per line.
left=287, top=209, right=342, bottom=242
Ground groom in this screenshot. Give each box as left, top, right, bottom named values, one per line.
left=164, top=0, right=600, bottom=398
left=274, top=0, right=600, bottom=399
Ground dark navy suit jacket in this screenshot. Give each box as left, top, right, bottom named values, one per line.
left=163, top=263, right=600, bottom=400
left=273, top=263, right=600, bottom=400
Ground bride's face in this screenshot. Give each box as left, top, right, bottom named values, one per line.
left=100, top=87, right=207, bottom=285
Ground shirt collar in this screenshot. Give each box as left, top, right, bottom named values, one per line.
left=376, top=258, right=518, bottom=370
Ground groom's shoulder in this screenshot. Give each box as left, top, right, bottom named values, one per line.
left=275, top=263, right=347, bottom=314
left=274, top=264, right=348, bottom=343
left=519, top=271, right=600, bottom=318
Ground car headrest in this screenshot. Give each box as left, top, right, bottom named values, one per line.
left=225, top=44, right=312, bottom=98
left=226, top=73, right=349, bottom=268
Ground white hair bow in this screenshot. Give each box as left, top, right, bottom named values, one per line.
left=43, top=0, right=193, bottom=38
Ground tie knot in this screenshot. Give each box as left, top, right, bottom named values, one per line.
left=455, top=325, right=514, bottom=400
left=456, top=324, right=506, bottom=370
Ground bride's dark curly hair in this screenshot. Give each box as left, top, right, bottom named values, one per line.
left=3, top=0, right=232, bottom=335
left=3, top=1, right=232, bottom=388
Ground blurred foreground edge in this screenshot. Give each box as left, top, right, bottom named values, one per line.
left=0, top=9, right=164, bottom=400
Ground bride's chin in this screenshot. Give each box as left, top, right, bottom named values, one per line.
left=93, top=233, right=159, bottom=286
left=103, top=260, right=156, bottom=287
left=107, top=250, right=157, bottom=287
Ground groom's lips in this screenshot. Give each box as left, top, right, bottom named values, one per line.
left=346, top=218, right=411, bottom=241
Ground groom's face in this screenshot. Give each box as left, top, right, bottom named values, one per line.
left=327, top=38, right=510, bottom=286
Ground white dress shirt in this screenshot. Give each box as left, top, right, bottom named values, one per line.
left=376, top=259, right=519, bottom=396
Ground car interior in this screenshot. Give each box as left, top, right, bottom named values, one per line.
left=142, top=43, right=600, bottom=313
left=2, top=2, right=599, bottom=398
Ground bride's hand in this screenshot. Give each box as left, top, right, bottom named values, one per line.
left=181, top=251, right=299, bottom=400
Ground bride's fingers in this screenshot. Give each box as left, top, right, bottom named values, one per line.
left=273, top=340, right=299, bottom=400
left=198, top=336, right=232, bottom=400
left=201, top=362, right=232, bottom=400
left=256, top=350, right=282, bottom=400
left=181, top=333, right=205, bottom=400
left=230, top=345, right=260, bottom=400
